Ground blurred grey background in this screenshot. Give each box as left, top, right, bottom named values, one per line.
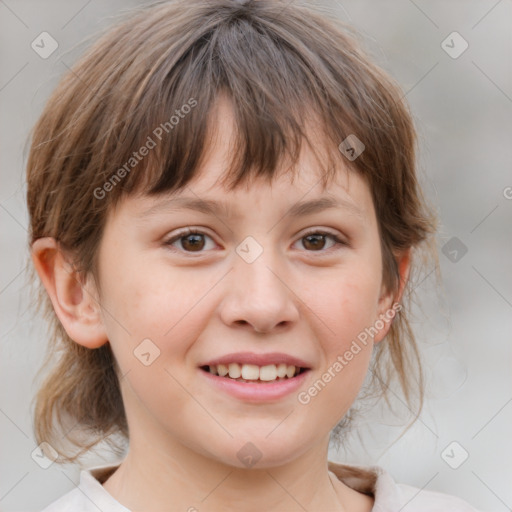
left=1, top=0, right=511, bottom=510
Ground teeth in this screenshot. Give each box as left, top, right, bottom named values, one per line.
left=241, top=364, right=259, bottom=380
left=228, top=363, right=241, bottom=379
left=206, top=363, right=302, bottom=381
left=259, top=364, right=277, bottom=381
left=217, top=363, right=229, bottom=377
left=276, top=363, right=288, bottom=378
left=286, top=365, right=296, bottom=378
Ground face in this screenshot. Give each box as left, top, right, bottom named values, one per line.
left=92, top=98, right=397, bottom=469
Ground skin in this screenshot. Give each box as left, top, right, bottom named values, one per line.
left=32, top=97, right=410, bottom=511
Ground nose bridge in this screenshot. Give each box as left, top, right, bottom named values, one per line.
left=221, top=235, right=299, bottom=332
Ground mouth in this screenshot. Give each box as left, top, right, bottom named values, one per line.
left=199, top=363, right=310, bottom=384
left=198, top=362, right=311, bottom=402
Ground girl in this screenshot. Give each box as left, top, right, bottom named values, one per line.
left=27, top=0, right=481, bottom=510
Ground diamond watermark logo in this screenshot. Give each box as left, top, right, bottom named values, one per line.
left=236, top=236, right=263, bottom=264
left=31, top=32, right=58, bottom=59
left=338, top=134, right=365, bottom=161
left=237, top=442, right=262, bottom=468
left=442, top=236, right=468, bottom=263
left=31, top=442, right=59, bottom=469
left=441, top=441, right=469, bottom=469
left=134, top=338, right=161, bottom=366
left=441, top=32, right=468, bottom=59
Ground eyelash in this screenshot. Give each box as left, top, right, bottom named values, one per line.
left=163, top=228, right=348, bottom=255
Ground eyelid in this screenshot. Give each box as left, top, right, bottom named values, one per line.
left=299, top=227, right=347, bottom=242
left=163, top=227, right=218, bottom=253
left=296, top=229, right=349, bottom=251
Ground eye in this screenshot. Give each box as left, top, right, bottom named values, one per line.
left=293, top=230, right=348, bottom=253
left=163, top=228, right=348, bottom=255
left=164, top=228, right=216, bottom=253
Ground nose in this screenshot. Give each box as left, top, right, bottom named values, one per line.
left=219, top=248, right=300, bottom=334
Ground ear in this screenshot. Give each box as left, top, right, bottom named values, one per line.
left=31, top=237, right=108, bottom=348
left=373, top=247, right=411, bottom=344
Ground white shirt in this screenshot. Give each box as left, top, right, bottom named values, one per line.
left=40, top=461, right=481, bottom=511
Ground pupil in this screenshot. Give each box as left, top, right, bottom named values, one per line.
left=183, top=234, right=204, bottom=251
left=305, top=234, right=324, bottom=250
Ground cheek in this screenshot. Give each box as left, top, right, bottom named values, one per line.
left=98, top=250, right=218, bottom=370
left=302, top=263, right=381, bottom=347
left=295, top=264, right=380, bottom=411
left=96, top=257, right=213, bottom=416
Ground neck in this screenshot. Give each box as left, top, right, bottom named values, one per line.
left=102, top=431, right=372, bottom=511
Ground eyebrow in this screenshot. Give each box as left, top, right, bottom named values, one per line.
left=139, top=195, right=365, bottom=220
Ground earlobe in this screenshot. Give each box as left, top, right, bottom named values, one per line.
left=373, top=248, right=412, bottom=344
left=31, top=237, right=108, bottom=349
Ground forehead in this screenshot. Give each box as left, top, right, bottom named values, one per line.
left=132, top=162, right=371, bottom=229
left=123, top=96, right=374, bottom=222
left=165, top=96, right=363, bottom=198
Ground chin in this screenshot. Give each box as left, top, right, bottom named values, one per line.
left=221, top=435, right=311, bottom=470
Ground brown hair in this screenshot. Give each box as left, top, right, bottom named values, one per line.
left=26, top=0, right=439, bottom=463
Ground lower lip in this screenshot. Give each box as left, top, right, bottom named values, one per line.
left=199, top=368, right=310, bottom=402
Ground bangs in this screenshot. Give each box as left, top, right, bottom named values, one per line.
left=28, top=0, right=417, bottom=274
left=89, top=3, right=377, bottom=208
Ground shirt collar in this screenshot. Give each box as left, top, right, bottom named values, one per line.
left=80, top=460, right=401, bottom=511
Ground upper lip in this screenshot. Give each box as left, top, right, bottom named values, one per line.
left=199, top=352, right=312, bottom=369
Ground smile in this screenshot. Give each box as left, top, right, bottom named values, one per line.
left=200, top=363, right=309, bottom=383
left=199, top=365, right=311, bottom=402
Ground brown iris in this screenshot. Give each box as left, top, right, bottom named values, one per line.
left=180, top=233, right=205, bottom=251
left=302, top=233, right=327, bottom=251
